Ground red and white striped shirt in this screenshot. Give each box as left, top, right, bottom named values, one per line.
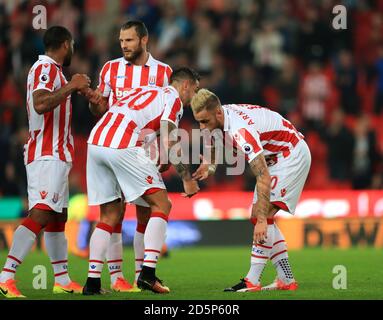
left=223, top=104, right=304, bottom=162
left=97, top=54, right=172, bottom=107
left=24, top=55, right=74, bottom=165
left=88, top=86, right=183, bottom=149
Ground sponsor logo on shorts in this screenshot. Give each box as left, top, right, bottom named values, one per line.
left=281, top=188, right=287, bottom=197
left=39, top=191, right=48, bottom=199
left=52, top=193, right=59, bottom=203
left=146, top=176, right=153, bottom=184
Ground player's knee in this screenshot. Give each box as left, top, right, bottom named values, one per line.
left=100, top=214, right=120, bottom=227
left=150, top=198, right=171, bottom=215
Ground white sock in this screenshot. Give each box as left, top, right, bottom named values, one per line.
left=246, top=223, right=275, bottom=284
left=88, top=223, right=113, bottom=278
left=143, top=214, right=167, bottom=269
left=0, top=218, right=41, bottom=282
left=44, top=231, right=71, bottom=286
left=271, top=224, right=294, bottom=283
left=106, top=231, right=124, bottom=285
left=134, top=223, right=146, bottom=282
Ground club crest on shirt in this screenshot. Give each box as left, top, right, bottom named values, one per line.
left=281, top=188, right=287, bottom=197
left=39, top=73, right=50, bottom=84
left=149, top=76, right=156, bottom=85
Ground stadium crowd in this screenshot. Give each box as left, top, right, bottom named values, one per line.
left=1, top=0, right=383, bottom=200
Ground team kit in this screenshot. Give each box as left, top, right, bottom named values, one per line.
left=0, top=22, right=311, bottom=298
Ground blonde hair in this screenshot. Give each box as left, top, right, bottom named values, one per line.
left=191, top=89, right=221, bottom=114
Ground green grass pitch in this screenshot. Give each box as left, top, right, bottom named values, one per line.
left=0, top=246, right=382, bottom=300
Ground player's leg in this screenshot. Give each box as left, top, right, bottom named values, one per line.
left=106, top=199, right=137, bottom=292
left=224, top=203, right=279, bottom=292
left=133, top=204, right=150, bottom=283
left=137, top=189, right=171, bottom=293
left=1, top=159, right=68, bottom=298
left=82, top=145, right=123, bottom=295
left=45, top=209, right=83, bottom=294
left=83, top=199, right=123, bottom=295
left=262, top=222, right=298, bottom=290
left=0, top=208, right=51, bottom=298
left=262, top=140, right=311, bottom=291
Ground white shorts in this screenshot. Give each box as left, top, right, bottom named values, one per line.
left=253, top=140, right=311, bottom=214
left=86, top=144, right=166, bottom=206
left=26, top=160, right=71, bottom=213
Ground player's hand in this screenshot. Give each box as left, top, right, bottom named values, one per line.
left=192, top=163, right=209, bottom=181
left=253, top=220, right=268, bottom=244
left=70, top=73, right=90, bottom=91
left=84, top=88, right=103, bottom=104
left=192, top=155, right=214, bottom=181
left=181, top=179, right=200, bottom=198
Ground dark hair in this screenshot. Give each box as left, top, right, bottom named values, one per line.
left=43, top=26, right=72, bottom=51
left=121, top=20, right=148, bottom=38
left=170, top=67, right=200, bottom=84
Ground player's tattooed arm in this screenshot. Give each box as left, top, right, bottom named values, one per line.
left=160, top=120, right=199, bottom=197
left=33, top=74, right=90, bottom=114
left=160, top=120, right=191, bottom=180
left=249, top=153, right=271, bottom=222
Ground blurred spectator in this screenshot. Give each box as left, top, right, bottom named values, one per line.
left=319, top=109, right=354, bottom=182
left=2, top=128, right=28, bottom=197
left=351, top=115, right=381, bottom=189
left=192, top=12, right=220, bottom=73
left=375, top=45, right=383, bottom=114
left=251, top=20, right=284, bottom=83
left=233, top=64, right=264, bottom=105
left=155, top=1, right=191, bottom=59
left=296, top=6, right=331, bottom=65
left=51, top=0, right=81, bottom=38
left=273, top=55, right=300, bottom=116
left=300, top=61, right=331, bottom=129
left=334, top=50, right=360, bottom=115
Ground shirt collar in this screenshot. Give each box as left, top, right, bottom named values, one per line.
left=38, top=55, right=62, bottom=69
left=123, top=53, right=156, bottom=66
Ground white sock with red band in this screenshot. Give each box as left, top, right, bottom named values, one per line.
left=0, top=217, right=42, bottom=282
left=88, top=222, right=113, bottom=278
left=44, top=221, right=70, bottom=286
left=106, top=223, right=124, bottom=285
left=245, top=222, right=275, bottom=284
left=271, top=224, right=294, bottom=283
left=134, top=223, right=147, bottom=281
left=143, top=213, right=168, bottom=269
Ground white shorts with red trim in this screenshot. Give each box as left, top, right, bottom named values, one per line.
left=253, top=140, right=311, bottom=214
left=86, top=144, right=166, bottom=206
left=26, top=160, right=71, bottom=213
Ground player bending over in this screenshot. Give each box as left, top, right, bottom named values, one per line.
left=82, top=68, right=200, bottom=295
left=191, top=89, right=311, bottom=292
